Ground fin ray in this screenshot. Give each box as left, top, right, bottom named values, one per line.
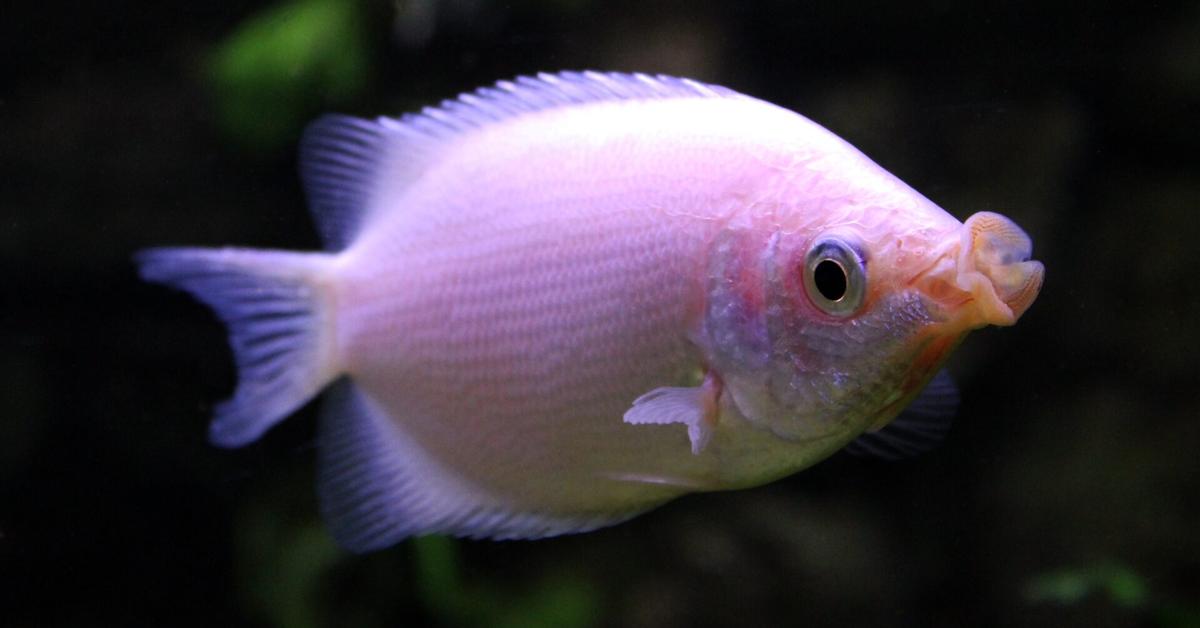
left=317, top=381, right=649, bottom=551
left=845, top=370, right=959, bottom=460
left=623, top=375, right=720, bottom=455
left=136, top=247, right=338, bottom=447
left=298, top=72, right=745, bottom=251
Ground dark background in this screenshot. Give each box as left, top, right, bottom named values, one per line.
left=3, top=1, right=1198, bottom=626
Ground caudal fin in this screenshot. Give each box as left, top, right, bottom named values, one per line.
left=136, top=247, right=340, bottom=447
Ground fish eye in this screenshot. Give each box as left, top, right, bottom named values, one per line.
left=803, top=236, right=866, bottom=317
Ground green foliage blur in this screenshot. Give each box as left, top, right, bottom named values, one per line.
left=1026, top=562, right=1200, bottom=628
left=1025, top=561, right=1149, bottom=609
left=7, top=0, right=1200, bottom=626
left=207, top=0, right=370, bottom=151
left=412, top=535, right=599, bottom=628
left=229, top=471, right=598, bottom=628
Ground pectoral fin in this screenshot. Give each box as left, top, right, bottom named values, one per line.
left=844, top=370, right=959, bottom=460
left=623, top=372, right=721, bottom=454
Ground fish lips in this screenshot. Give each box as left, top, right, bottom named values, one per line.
left=957, top=211, right=1044, bottom=326
left=915, top=211, right=1044, bottom=331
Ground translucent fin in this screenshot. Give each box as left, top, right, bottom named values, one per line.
left=844, top=370, right=959, bottom=460
left=398, top=71, right=741, bottom=142
left=299, top=115, right=396, bottom=250
left=317, top=381, right=648, bottom=552
left=623, top=374, right=720, bottom=455
left=136, top=247, right=338, bottom=447
left=299, top=72, right=746, bottom=250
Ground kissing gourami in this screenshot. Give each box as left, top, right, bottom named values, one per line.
left=139, top=72, right=1043, bottom=551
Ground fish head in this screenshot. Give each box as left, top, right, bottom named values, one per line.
left=701, top=208, right=1043, bottom=443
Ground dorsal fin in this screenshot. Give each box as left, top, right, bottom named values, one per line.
left=298, top=114, right=394, bottom=250
left=298, top=71, right=744, bottom=250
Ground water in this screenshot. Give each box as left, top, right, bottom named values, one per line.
left=4, top=1, right=1198, bottom=626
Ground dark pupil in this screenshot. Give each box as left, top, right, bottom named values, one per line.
left=814, top=259, right=847, bottom=301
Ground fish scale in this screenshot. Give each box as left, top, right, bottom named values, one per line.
left=138, top=71, right=1042, bottom=550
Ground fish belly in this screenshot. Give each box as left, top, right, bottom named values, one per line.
left=330, top=99, right=817, bottom=518
left=340, top=200, right=723, bottom=515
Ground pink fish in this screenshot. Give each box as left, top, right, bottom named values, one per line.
left=139, top=72, right=1043, bottom=551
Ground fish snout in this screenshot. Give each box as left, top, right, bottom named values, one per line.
left=956, top=212, right=1044, bottom=326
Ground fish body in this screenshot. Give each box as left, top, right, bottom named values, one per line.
left=139, top=72, right=1043, bottom=550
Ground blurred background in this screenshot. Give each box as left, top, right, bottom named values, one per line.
left=2, top=1, right=1198, bottom=626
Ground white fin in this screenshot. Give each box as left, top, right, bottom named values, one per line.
left=844, top=370, right=959, bottom=460
left=136, top=247, right=338, bottom=447
left=298, top=72, right=745, bottom=250
left=624, top=377, right=720, bottom=454
left=317, top=381, right=649, bottom=551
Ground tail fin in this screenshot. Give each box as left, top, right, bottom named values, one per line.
left=136, top=247, right=340, bottom=447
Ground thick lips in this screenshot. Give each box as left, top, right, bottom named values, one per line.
left=954, top=212, right=1045, bottom=327
left=913, top=211, right=1044, bottom=330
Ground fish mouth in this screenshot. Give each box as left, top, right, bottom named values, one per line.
left=917, top=211, right=1044, bottom=330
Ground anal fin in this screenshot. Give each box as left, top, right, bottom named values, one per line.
left=317, top=380, right=648, bottom=551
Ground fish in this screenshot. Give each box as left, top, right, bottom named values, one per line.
left=137, top=71, right=1044, bottom=551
